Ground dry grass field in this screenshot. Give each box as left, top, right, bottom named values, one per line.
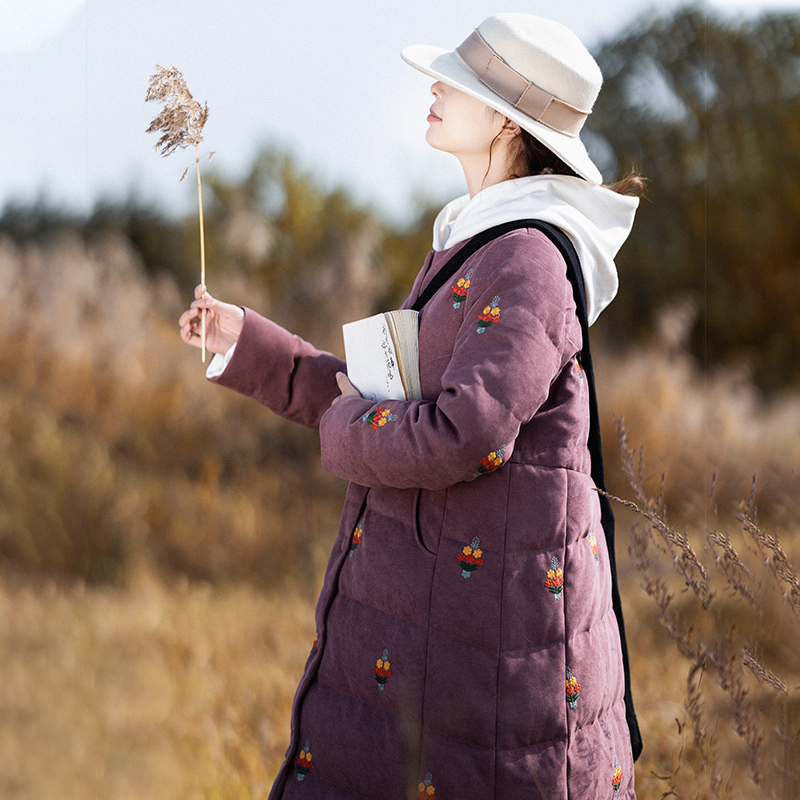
left=0, top=232, right=798, bottom=798
left=0, top=570, right=316, bottom=799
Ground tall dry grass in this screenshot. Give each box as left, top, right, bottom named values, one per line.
left=596, top=302, right=800, bottom=523
left=0, top=569, right=315, bottom=800
left=608, top=422, right=800, bottom=799
left=0, top=230, right=344, bottom=586
left=594, top=305, right=800, bottom=798
left=0, top=224, right=798, bottom=797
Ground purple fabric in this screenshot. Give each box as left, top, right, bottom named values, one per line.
left=212, top=228, right=636, bottom=799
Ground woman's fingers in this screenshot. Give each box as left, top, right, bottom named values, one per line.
left=179, top=302, right=213, bottom=347
left=178, top=307, right=201, bottom=327
left=179, top=290, right=218, bottom=326
left=189, top=293, right=215, bottom=312
left=179, top=290, right=243, bottom=354
left=332, top=372, right=361, bottom=404
left=180, top=321, right=199, bottom=346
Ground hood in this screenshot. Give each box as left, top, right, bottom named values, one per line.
left=432, top=175, right=638, bottom=325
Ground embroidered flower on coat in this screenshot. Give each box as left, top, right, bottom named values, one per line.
left=590, top=531, right=599, bottom=566
left=417, top=772, right=437, bottom=799
left=363, top=407, right=397, bottom=430
left=373, top=648, right=392, bottom=691
left=474, top=445, right=506, bottom=476
left=545, top=556, right=564, bottom=599
left=350, top=520, right=363, bottom=557
left=457, top=536, right=484, bottom=578
left=476, top=295, right=500, bottom=333
left=575, top=355, right=584, bottom=383
left=612, top=756, right=622, bottom=795
left=311, top=630, right=318, bottom=653
left=450, top=268, right=473, bottom=308
left=566, top=666, right=581, bottom=709
left=478, top=295, right=500, bottom=333
left=295, top=739, right=313, bottom=781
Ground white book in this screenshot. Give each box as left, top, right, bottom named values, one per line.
left=342, top=310, right=421, bottom=402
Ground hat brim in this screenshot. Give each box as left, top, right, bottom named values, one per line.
left=401, top=43, right=603, bottom=185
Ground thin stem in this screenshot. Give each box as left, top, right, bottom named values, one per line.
left=196, top=142, right=206, bottom=363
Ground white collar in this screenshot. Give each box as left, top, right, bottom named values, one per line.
left=431, top=174, right=638, bottom=325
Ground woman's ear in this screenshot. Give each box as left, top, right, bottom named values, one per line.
left=500, top=118, right=521, bottom=138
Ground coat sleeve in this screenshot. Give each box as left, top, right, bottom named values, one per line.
left=319, top=230, right=577, bottom=490
left=209, top=307, right=343, bottom=429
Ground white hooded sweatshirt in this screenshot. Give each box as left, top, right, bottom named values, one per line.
left=431, top=174, right=638, bottom=326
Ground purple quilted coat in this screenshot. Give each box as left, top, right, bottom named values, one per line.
left=211, top=227, right=636, bottom=799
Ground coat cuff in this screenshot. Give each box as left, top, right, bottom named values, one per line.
left=207, top=308, right=294, bottom=396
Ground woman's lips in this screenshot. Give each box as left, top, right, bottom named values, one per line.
left=427, top=107, right=441, bottom=122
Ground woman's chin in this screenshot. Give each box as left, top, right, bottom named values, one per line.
left=424, top=129, right=446, bottom=152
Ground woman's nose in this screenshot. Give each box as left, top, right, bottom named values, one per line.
left=431, top=81, right=445, bottom=98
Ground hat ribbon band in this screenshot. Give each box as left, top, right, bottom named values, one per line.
left=455, top=30, right=587, bottom=138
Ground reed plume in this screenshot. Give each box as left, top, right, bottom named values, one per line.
left=607, top=417, right=800, bottom=798
left=146, top=65, right=210, bottom=361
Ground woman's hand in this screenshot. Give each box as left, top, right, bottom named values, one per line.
left=178, top=284, right=245, bottom=355
left=331, top=372, right=362, bottom=405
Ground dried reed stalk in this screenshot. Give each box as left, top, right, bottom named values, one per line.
left=610, top=416, right=709, bottom=608
left=610, top=416, right=800, bottom=797
left=739, top=488, right=800, bottom=622
left=145, top=65, right=210, bottom=362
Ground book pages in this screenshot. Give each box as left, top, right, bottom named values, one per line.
left=343, top=310, right=420, bottom=402
left=385, top=310, right=421, bottom=401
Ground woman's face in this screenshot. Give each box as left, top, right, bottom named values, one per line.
left=425, top=81, right=506, bottom=160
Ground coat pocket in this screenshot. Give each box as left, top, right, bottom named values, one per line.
left=414, top=487, right=447, bottom=556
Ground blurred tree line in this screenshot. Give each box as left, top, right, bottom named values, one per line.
left=0, top=5, right=797, bottom=587
left=589, top=6, right=800, bottom=393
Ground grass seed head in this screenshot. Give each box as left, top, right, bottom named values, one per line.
left=145, top=65, right=209, bottom=158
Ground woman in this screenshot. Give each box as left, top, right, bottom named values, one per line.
left=180, top=13, right=640, bottom=799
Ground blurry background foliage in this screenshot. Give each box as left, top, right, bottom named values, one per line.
left=589, top=7, right=800, bottom=393
left=1, top=6, right=800, bottom=799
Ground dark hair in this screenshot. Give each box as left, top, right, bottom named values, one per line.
left=507, top=127, right=579, bottom=180
left=506, top=124, right=647, bottom=197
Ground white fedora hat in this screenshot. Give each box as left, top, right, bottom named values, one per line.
left=402, top=13, right=604, bottom=185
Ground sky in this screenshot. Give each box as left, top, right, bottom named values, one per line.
left=1, top=0, right=797, bottom=222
